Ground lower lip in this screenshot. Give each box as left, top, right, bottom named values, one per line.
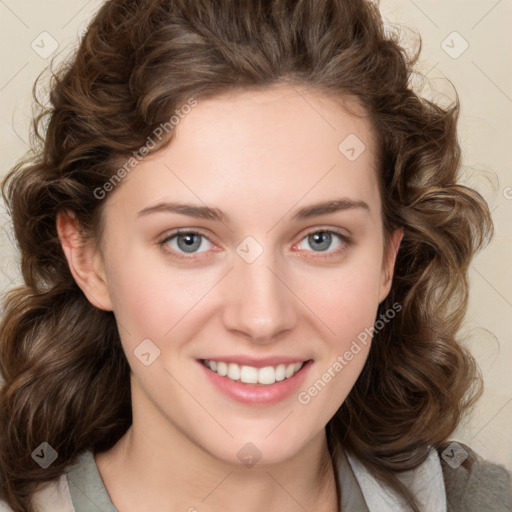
left=197, top=360, right=313, bottom=405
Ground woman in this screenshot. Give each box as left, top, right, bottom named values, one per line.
left=0, top=0, right=510, bottom=511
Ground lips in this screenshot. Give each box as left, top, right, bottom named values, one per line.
left=197, top=357, right=313, bottom=405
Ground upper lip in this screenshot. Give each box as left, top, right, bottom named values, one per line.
left=199, top=356, right=311, bottom=368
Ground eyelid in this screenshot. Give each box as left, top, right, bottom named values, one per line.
left=295, top=225, right=350, bottom=242
left=158, top=227, right=214, bottom=243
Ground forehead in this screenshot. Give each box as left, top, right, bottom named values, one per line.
left=104, top=85, right=381, bottom=225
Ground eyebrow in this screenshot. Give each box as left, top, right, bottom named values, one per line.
left=291, top=199, right=370, bottom=220
left=136, top=198, right=370, bottom=223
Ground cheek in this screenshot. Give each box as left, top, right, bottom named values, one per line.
left=298, top=253, right=384, bottom=344
left=103, top=245, right=222, bottom=349
left=295, top=259, right=382, bottom=419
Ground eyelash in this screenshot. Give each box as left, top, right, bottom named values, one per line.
left=157, top=227, right=351, bottom=260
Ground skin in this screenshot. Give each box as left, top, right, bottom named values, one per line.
left=57, top=84, right=402, bottom=512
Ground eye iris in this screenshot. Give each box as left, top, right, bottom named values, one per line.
left=177, top=233, right=201, bottom=253
left=308, top=232, right=331, bottom=251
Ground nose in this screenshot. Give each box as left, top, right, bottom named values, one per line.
left=221, top=252, right=298, bottom=343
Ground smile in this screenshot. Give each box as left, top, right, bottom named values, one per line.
left=198, top=357, right=313, bottom=404
left=201, top=359, right=305, bottom=385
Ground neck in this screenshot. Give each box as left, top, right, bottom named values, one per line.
left=95, top=411, right=339, bottom=512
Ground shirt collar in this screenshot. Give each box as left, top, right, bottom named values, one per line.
left=44, top=441, right=447, bottom=512
left=334, top=440, right=447, bottom=512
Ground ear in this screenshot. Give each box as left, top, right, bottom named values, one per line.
left=56, top=210, right=113, bottom=311
left=378, top=227, right=403, bottom=304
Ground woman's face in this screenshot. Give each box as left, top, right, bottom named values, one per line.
left=79, top=85, right=401, bottom=465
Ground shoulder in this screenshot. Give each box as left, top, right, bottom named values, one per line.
left=437, top=441, right=512, bottom=512
left=0, top=499, right=14, bottom=512
left=0, top=466, right=75, bottom=512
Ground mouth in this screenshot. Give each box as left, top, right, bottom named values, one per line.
left=200, top=359, right=309, bottom=386
left=198, top=356, right=313, bottom=404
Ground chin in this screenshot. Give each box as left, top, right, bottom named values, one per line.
left=200, top=431, right=311, bottom=468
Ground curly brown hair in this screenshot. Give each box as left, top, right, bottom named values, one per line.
left=0, top=0, right=493, bottom=511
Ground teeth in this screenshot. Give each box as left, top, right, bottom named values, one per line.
left=217, top=361, right=227, bottom=376
left=258, top=366, right=275, bottom=385
left=227, top=363, right=241, bottom=380
left=285, top=363, right=296, bottom=378
left=275, top=364, right=286, bottom=381
left=203, top=360, right=305, bottom=385
left=240, top=365, right=258, bottom=384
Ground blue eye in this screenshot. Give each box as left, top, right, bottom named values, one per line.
left=296, top=230, right=348, bottom=254
left=158, top=228, right=349, bottom=260
left=159, top=231, right=213, bottom=256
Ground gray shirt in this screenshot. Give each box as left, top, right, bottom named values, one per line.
left=60, top=442, right=512, bottom=512
left=1, top=441, right=511, bottom=511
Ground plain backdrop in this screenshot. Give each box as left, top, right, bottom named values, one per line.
left=1, top=0, right=511, bottom=472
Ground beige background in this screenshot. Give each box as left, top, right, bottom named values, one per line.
left=1, top=0, right=511, bottom=471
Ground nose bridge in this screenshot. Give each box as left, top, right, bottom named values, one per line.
left=222, top=244, right=297, bottom=341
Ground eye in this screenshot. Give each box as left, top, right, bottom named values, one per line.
left=295, top=229, right=349, bottom=255
left=157, top=228, right=349, bottom=260
left=158, top=230, right=214, bottom=257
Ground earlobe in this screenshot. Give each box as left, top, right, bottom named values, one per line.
left=378, top=228, right=403, bottom=303
left=56, top=210, right=113, bottom=311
